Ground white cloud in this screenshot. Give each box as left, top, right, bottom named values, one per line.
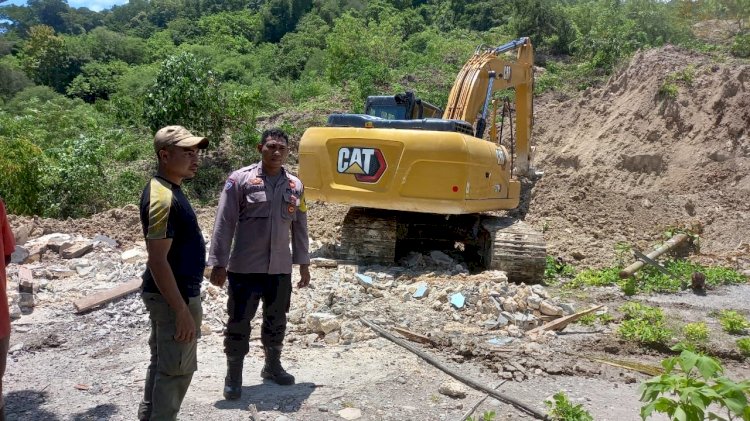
left=68, top=0, right=129, bottom=12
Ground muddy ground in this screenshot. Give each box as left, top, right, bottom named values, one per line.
left=4, top=45, right=750, bottom=420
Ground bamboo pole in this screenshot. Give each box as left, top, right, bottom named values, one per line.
left=619, top=233, right=689, bottom=279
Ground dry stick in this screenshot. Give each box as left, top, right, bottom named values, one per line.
left=458, top=380, right=508, bottom=421
left=360, top=318, right=549, bottom=420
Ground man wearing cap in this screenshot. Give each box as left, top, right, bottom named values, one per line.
left=208, top=127, right=310, bottom=400
left=137, top=125, right=209, bottom=421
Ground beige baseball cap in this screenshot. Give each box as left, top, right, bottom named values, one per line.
left=154, top=125, right=209, bottom=153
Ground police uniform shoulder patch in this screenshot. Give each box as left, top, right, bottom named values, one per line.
left=224, top=178, right=235, bottom=191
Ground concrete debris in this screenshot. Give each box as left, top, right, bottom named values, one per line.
left=438, top=381, right=467, bottom=399
left=355, top=273, right=373, bottom=287
left=307, top=313, right=341, bottom=335
left=11, top=246, right=29, bottom=264
left=93, top=235, right=118, bottom=248
left=412, top=284, right=429, bottom=299
left=430, top=250, right=454, bottom=266
left=539, top=300, right=564, bottom=316
left=61, top=242, right=94, bottom=259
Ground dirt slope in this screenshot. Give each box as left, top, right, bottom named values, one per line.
left=526, top=45, right=750, bottom=269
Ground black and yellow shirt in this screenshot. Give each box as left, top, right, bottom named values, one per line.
left=139, top=175, right=206, bottom=299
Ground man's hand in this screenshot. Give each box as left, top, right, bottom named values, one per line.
left=174, top=307, right=196, bottom=343
left=210, top=266, right=227, bottom=288
left=298, top=264, right=311, bottom=288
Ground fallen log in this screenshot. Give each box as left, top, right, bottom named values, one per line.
left=72, top=278, right=142, bottom=313
left=360, top=318, right=549, bottom=420
left=619, top=233, right=689, bottom=279
left=526, top=305, right=603, bottom=336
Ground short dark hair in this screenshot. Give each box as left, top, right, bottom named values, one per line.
left=261, top=128, right=289, bottom=145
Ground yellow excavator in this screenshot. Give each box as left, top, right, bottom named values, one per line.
left=298, top=37, right=546, bottom=282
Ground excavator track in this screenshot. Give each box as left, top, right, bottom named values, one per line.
left=479, top=216, right=547, bottom=283
left=338, top=208, right=547, bottom=283
left=339, top=207, right=397, bottom=264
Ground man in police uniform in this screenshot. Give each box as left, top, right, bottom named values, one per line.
left=208, top=128, right=310, bottom=400
left=138, top=126, right=208, bottom=420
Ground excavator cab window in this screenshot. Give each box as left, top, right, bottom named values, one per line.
left=365, top=92, right=443, bottom=121
left=367, top=105, right=407, bottom=120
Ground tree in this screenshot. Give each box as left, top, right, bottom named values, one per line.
left=261, top=0, right=313, bottom=42
left=19, top=25, right=78, bottom=92
left=143, top=52, right=225, bottom=143
left=67, top=61, right=128, bottom=102
left=0, top=59, right=33, bottom=100
left=511, top=0, right=576, bottom=55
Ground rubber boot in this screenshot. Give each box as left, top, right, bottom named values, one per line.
left=223, top=356, right=244, bottom=400
left=261, top=346, right=295, bottom=385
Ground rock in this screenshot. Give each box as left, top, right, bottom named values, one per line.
left=307, top=313, right=341, bottom=334
left=13, top=224, right=33, bottom=245
left=531, top=284, right=549, bottom=299
left=571, top=251, right=585, bottom=260
left=274, top=416, right=291, bottom=421
left=403, top=252, right=425, bottom=268
left=11, top=246, right=30, bottom=264
left=559, top=303, right=576, bottom=315
left=512, top=313, right=537, bottom=330
left=324, top=331, right=340, bottom=344
left=486, top=270, right=509, bottom=283
left=438, top=381, right=467, bottom=399
left=9, top=343, right=24, bottom=354
left=93, top=235, right=118, bottom=248
left=742, top=269, right=750, bottom=279
left=121, top=248, right=147, bottom=263
left=526, top=294, right=542, bottom=310
left=539, top=300, right=564, bottom=316
left=355, top=273, right=373, bottom=288
left=430, top=250, right=454, bottom=266
left=338, top=407, right=362, bottom=420
left=502, top=300, right=517, bottom=313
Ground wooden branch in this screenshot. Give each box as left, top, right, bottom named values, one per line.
left=72, top=278, right=142, bottom=313
left=360, top=318, right=549, bottom=420
left=526, top=305, right=603, bottom=336
left=619, top=233, right=689, bottom=278
left=393, top=326, right=439, bottom=347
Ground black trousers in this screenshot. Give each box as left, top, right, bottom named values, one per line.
left=224, top=272, right=293, bottom=357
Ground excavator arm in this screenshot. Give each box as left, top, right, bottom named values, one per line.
left=443, top=37, right=534, bottom=175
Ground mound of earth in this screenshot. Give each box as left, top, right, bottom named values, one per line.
left=527, top=45, right=750, bottom=269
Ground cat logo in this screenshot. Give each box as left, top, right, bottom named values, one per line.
left=337, top=147, right=387, bottom=183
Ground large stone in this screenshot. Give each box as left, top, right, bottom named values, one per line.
left=438, top=381, right=467, bottom=399
left=307, top=313, right=341, bottom=334
left=527, top=294, right=542, bottom=310
left=539, top=300, right=564, bottom=316
left=512, top=312, right=537, bottom=330
left=13, top=224, right=33, bottom=245
left=338, top=408, right=362, bottom=420
left=61, top=242, right=93, bottom=259
left=93, top=234, right=118, bottom=249
left=11, top=246, right=29, bottom=264
left=121, top=248, right=147, bottom=263
left=486, top=270, right=509, bottom=283
left=502, top=299, right=517, bottom=313
left=531, top=284, right=549, bottom=299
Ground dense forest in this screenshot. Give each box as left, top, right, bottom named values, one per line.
left=0, top=0, right=748, bottom=218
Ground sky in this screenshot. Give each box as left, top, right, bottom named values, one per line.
left=2, top=0, right=129, bottom=12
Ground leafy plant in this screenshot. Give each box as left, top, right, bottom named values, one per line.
left=717, top=310, right=750, bottom=335
left=682, top=322, right=709, bottom=345
left=545, top=391, right=594, bottom=421
left=545, top=255, right=576, bottom=281
left=467, top=410, right=496, bottom=421
left=658, top=82, right=679, bottom=99
left=566, top=267, right=620, bottom=289
left=640, top=344, right=750, bottom=420
left=737, top=338, right=750, bottom=358
left=618, top=303, right=672, bottom=346
left=730, top=33, right=750, bottom=58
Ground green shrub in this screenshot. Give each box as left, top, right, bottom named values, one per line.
left=618, top=303, right=672, bottom=346
left=0, top=136, right=44, bottom=215
left=737, top=338, right=750, bottom=358
left=682, top=322, right=709, bottom=344
left=546, top=391, right=594, bottom=421
left=718, top=310, right=750, bottom=335
left=640, top=344, right=750, bottom=420
left=730, top=33, right=750, bottom=58
left=567, top=267, right=620, bottom=289
left=658, top=81, right=678, bottom=99
left=545, top=255, right=576, bottom=281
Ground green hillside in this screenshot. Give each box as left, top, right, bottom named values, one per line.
left=0, top=0, right=747, bottom=217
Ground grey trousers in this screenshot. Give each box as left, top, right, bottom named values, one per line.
left=138, top=292, right=202, bottom=421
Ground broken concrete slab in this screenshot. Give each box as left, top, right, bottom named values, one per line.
left=430, top=250, right=454, bottom=266
left=93, top=234, right=118, bottom=249
left=306, top=312, right=341, bottom=334
left=13, top=224, right=33, bottom=246
left=540, top=300, right=564, bottom=316
left=450, top=293, right=465, bottom=309
left=413, top=284, right=429, bottom=299
left=11, top=246, right=29, bottom=264
left=355, top=273, right=373, bottom=288
left=61, top=243, right=93, bottom=259
left=338, top=407, right=362, bottom=420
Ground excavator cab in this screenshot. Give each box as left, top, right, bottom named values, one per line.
left=365, top=91, right=442, bottom=120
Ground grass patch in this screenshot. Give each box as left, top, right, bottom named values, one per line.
left=544, top=255, right=576, bottom=283
left=617, top=303, right=672, bottom=346
left=566, top=267, right=621, bottom=289
left=737, top=338, right=750, bottom=357
left=716, top=310, right=750, bottom=335
left=577, top=312, right=614, bottom=326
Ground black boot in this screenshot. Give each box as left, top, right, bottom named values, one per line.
left=261, top=346, right=295, bottom=385
left=223, top=356, right=244, bottom=400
